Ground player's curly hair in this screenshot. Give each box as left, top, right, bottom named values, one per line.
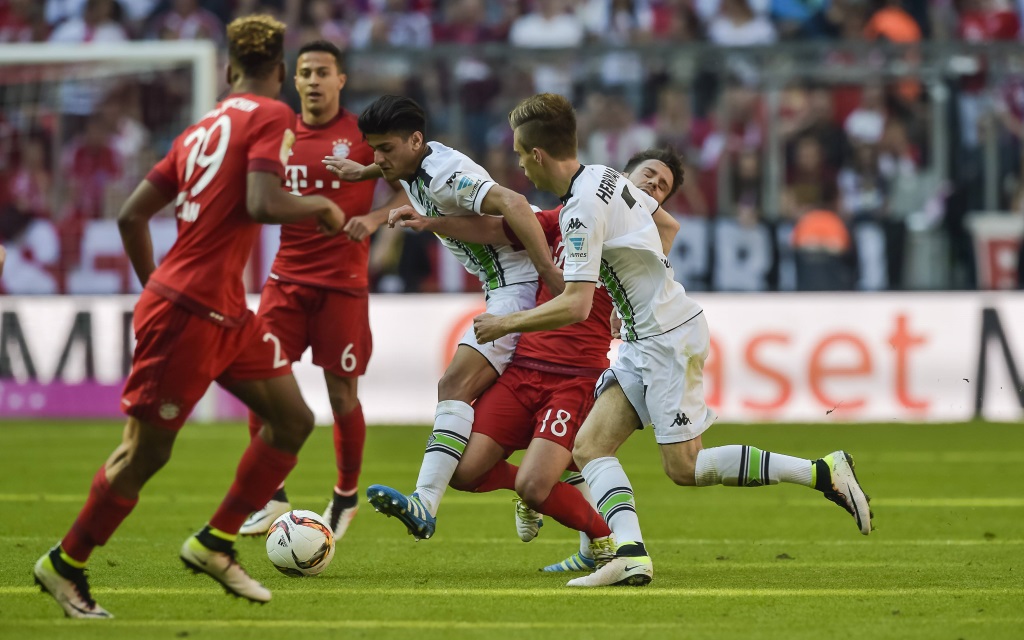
left=226, top=14, right=285, bottom=79
left=624, top=147, right=685, bottom=201
left=508, top=93, right=577, bottom=160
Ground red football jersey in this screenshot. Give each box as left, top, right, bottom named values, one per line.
left=271, top=109, right=377, bottom=290
left=504, top=207, right=614, bottom=373
left=145, top=93, right=296, bottom=325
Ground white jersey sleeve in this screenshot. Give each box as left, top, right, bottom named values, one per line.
left=429, top=158, right=495, bottom=215
left=559, top=197, right=604, bottom=283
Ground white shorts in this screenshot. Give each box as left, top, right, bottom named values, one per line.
left=459, top=281, right=539, bottom=375
left=595, top=312, right=717, bottom=444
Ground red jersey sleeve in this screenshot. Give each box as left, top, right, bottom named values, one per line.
left=247, top=101, right=296, bottom=177
left=502, top=207, right=562, bottom=251
left=145, top=142, right=179, bottom=197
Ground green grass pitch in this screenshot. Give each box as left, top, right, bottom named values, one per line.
left=1, top=420, right=1022, bottom=639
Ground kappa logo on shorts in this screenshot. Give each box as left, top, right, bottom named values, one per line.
left=671, top=412, right=690, bottom=427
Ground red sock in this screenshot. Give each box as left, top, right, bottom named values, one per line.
left=209, top=437, right=297, bottom=534
left=61, top=467, right=138, bottom=564
left=467, top=460, right=519, bottom=493
left=536, top=481, right=612, bottom=540
left=247, top=412, right=262, bottom=440
left=333, top=405, right=366, bottom=494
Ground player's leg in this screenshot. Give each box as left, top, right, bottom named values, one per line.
left=240, top=282, right=311, bottom=535
left=34, top=417, right=178, bottom=619
left=322, top=371, right=364, bottom=538
left=308, top=287, right=373, bottom=538
left=178, top=316, right=311, bottom=604
left=367, top=283, right=533, bottom=537
left=450, top=370, right=532, bottom=495
left=367, top=345, right=498, bottom=539
left=34, top=291, right=215, bottom=617
left=661, top=438, right=873, bottom=535
left=180, top=372, right=313, bottom=603
left=516, top=438, right=612, bottom=551
left=567, top=380, right=652, bottom=587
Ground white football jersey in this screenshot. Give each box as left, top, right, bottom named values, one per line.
left=559, top=164, right=703, bottom=341
left=400, top=141, right=537, bottom=290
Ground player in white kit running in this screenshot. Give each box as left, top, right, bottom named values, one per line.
left=474, top=94, right=874, bottom=588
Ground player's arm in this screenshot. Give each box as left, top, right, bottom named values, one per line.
left=653, top=206, right=680, bottom=256
left=474, top=281, right=595, bottom=342
left=479, top=185, right=563, bottom=295
left=390, top=206, right=511, bottom=245
left=118, top=179, right=175, bottom=286
left=345, top=182, right=409, bottom=242
left=322, top=156, right=384, bottom=182
left=247, top=171, right=345, bottom=233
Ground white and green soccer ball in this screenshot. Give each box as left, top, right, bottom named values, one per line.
left=266, top=510, right=335, bottom=577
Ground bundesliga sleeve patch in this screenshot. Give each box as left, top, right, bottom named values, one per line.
left=449, top=172, right=486, bottom=202
left=565, top=232, right=589, bottom=263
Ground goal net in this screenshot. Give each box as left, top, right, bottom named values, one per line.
left=0, top=41, right=216, bottom=294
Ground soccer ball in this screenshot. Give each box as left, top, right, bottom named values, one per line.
left=265, top=510, right=335, bottom=577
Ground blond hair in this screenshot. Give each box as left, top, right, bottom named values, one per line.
left=226, top=14, right=286, bottom=78
left=508, top=93, right=577, bottom=160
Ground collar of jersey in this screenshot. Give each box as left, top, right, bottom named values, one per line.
left=411, top=144, right=434, bottom=184
left=560, top=164, right=586, bottom=204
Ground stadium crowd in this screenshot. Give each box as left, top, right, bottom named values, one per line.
left=2, top=0, right=1024, bottom=292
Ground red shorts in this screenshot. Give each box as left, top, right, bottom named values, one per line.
left=257, top=280, right=372, bottom=378
left=472, top=365, right=597, bottom=456
left=121, top=288, right=291, bottom=430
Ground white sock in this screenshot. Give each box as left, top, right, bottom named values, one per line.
left=414, top=400, right=473, bottom=516
left=565, top=471, right=595, bottom=556
left=580, top=457, right=644, bottom=545
left=694, top=446, right=813, bottom=487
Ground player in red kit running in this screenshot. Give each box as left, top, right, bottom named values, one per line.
left=239, top=40, right=408, bottom=540
left=32, top=16, right=345, bottom=618
left=390, top=149, right=683, bottom=570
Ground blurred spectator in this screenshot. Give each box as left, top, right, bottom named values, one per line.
left=582, top=0, right=654, bottom=94
left=651, top=85, right=694, bottom=152
left=60, top=115, right=122, bottom=221
left=650, top=0, right=704, bottom=39
left=791, top=207, right=855, bottom=289
left=351, top=0, right=432, bottom=48
left=9, top=132, right=53, bottom=221
left=708, top=0, right=779, bottom=44
left=434, top=0, right=504, bottom=159
left=151, top=0, right=223, bottom=43
left=730, top=147, right=763, bottom=221
left=0, top=0, right=50, bottom=41
left=785, top=84, right=847, bottom=169
left=800, top=0, right=869, bottom=39
left=292, top=0, right=351, bottom=47
left=994, top=78, right=1024, bottom=210
left=844, top=82, right=886, bottom=145
left=584, top=92, right=657, bottom=168
left=48, top=0, right=128, bottom=42
left=838, top=142, right=888, bottom=221
left=782, top=135, right=836, bottom=218
left=864, top=0, right=922, bottom=39
left=508, top=0, right=584, bottom=95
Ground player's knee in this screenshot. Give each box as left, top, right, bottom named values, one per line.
left=327, top=390, right=359, bottom=417
left=126, top=440, right=173, bottom=477
left=449, top=467, right=478, bottom=492
left=572, top=436, right=602, bottom=471
left=514, top=475, right=551, bottom=509
left=436, top=371, right=476, bottom=403
left=270, top=403, right=315, bottom=448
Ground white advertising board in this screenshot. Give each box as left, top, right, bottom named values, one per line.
left=1, top=293, right=1022, bottom=424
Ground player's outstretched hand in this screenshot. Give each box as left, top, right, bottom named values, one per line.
left=473, top=313, right=509, bottom=344
left=318, top=201, right=347, bottom=236
left=323, top=156, right=369, bottom=181
left=610, top=308, right=621, bottom=338
left=388, top=205, right=429, bottom=231
left=344, top=215, right=382, bottom=242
